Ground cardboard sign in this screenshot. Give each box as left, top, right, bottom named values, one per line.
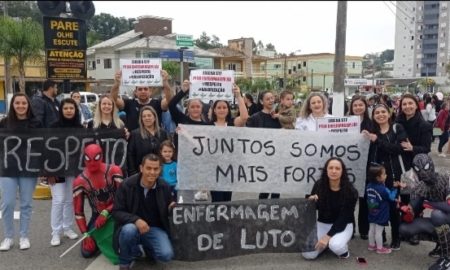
left=316, top=116, right=360, bottom=133
left=177, top=125, right=370, bottom=197
left=0, top=128, right=127, bottom=177
left=120, top=59, right=162, bottom=87
left=189, top=70, right=234, bottom=102
left=170, top=198, right=317, bottom=261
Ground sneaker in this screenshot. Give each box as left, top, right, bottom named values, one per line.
left=338, top=251, right=350, bottom=259
left=390, top=241, right=401, bottom=251
left=376, top=247, right=392, bottom=254
left=50, top=235, right=61, bottom=246
left=19, top=238, right=30, bottom=250
left=430, top=257, right=450, bottom=270
left=0, top=238, right=14, bottom=251
left=368, top=244, right=377, bottom=251
left=439, top=153, right=447, bottom=158
left=63, top=229, right=78, bottom=240
left=194, top=190, right=209, bottom=201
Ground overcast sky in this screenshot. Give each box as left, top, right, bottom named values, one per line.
left=92, top=1, right=396, bottom=56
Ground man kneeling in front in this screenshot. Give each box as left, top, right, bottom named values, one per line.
left=112, top=154, right=175, bottom=270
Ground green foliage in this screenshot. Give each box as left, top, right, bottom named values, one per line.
left=265, top=43, right=276, bottom=51
left=162, top=61, right=180, bottom=80
left=87, top=31, right=102, bottom=47
left=235, top=78, right=252, bottom=92
left=87, top=13, right=134, bottom=41
left=3, top=1, right=42, bottom=25
left=419, top=78, right=436, bottom=89
left=0, top=17, right=44, bottom=92
left=251, top=78, right=270, bottom=92
left=195, top=32, right=223, bottom=50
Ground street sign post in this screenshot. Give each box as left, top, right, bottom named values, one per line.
left=176, top=34, right=193, bottom=48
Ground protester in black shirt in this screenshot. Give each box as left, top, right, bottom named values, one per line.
left=110, top=70, right=172, bottom=131
left=246, top=90, right=281, bottom=199
left=302, top=157, right=358, bottom=260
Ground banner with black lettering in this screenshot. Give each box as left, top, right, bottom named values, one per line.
left=170, top=198, right=317, bottom=261
left=177, top=125, right=370, bottom=196
left=0, top=128, right=127, bottom=177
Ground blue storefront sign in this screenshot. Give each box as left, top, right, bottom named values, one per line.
left=159, top=50, right=195, bottom=63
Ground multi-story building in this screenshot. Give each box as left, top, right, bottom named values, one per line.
left=266, top=53, right=363, bottom=92
left=394, top=1, right=450, bottom=79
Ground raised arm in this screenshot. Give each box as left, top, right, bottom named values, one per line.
left=233, top=84, right=249, bottom=127
left=110, top=70, right=125, bottom=110
left=160, top=70, right=173, bottom=111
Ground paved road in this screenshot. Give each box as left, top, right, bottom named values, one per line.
left=0, top=142, right=448, bottom=270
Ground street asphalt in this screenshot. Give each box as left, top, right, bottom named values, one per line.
left=0, top=141, right=448, bottom=270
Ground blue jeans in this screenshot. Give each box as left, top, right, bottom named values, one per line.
left=118, top=223, right=174, bottom=265
left=0, top=177, right=37, bottom=238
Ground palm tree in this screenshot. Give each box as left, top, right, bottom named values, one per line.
left=0, top=17, right=44, bottom=93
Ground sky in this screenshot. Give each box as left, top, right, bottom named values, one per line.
left=92, top=1, right=396, bottom=56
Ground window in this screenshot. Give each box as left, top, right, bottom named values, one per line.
left=302, top=76, right=306, bottom=82
left=96, top=59, right=100, bottom=64
left=411, top=36, right=414, bottom=40
left=228, top=63, right=236, bottom=71
left=352, top=62, right=355, bottom=68
left=135, top=51, right=141, bottom=58
left=288, top=69, right=292, bottom=75
left=274, top=64, right=281, bottom=69
left=104, top=59, right=112, bottom=69
left=298, top=63, right=301, bottom=69
left=411, top=45, right=414, bottom=49
left=92, top=61, right=96, bottom=70
left=293, top=66, right=296, bottom=72
left=86, top=95, right=97, bottom=103
left=303, top=61, right=306, bottom=67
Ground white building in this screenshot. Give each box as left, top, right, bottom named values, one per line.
left=394, top=1, right=450, bottom=79
left=87, top=15, right=221, bottom=85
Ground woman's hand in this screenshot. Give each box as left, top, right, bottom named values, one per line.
left=308, top=194, right=319, bottom=201
left=400, top=139, right=413, bottom=151
left=315, top=235, right=331, bottom=250
left=124, top=128, right=130, bottom=140
left=181, top=80, right=190, bottom=92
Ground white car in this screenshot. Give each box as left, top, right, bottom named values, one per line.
left=57, top=91, right=99, bottom=106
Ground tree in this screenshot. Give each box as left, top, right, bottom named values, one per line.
left=162, top=61, right=180, bottom=84
left=87, top=13, right=134, bottom=41
left=195, top=32, right=223, bottom=50
left=265, top=43, right=276, bottom=51
left=0, top=17, right=44, bottom=93
left=3, top=1, right=42, bottom=25
left=257, top=40, right=264, bottom=51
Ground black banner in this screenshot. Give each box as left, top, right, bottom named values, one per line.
left=43, top=16, right=87, bottom=50
left=0, top=128, right=127, bottom=177
left=169, top=198, right=317, bottom=261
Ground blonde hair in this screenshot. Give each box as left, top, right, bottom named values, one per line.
left=299, top=92, right=328, bottom=118
left=139, top=106, right=160, bottom=139
left=93, top=95, right=124, bottom=128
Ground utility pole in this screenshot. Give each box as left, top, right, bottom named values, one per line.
left=3, top=1, right=12, bottom=112
left=332, top=1, right=347, bottom=117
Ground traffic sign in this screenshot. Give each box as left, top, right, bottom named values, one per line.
left=176, top=34, right=193, bottom=48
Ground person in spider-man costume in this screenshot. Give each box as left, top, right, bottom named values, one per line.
left=73, top=144, right=123, bottom=258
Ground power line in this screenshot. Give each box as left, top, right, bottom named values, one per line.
left=382, top=1, right=414, bottom=34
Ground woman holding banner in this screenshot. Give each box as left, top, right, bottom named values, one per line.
left=303, top=157, right=358, bottom=260
left=0, top=93, right=42, bottom=251
left=48, top=98, right=83, bottom=246
left=363, top=103, right=408, bottom=250
left=246, top=90, right=281, bottom=200
left=208, top=84, right=248, bottom=202
left=127, top=106, right=168, bottom=176
left=348, top=96, right=374, bottom=240
left=168, top=79, right=209, bottom=201
left=295, top=92, right=332, bottom=131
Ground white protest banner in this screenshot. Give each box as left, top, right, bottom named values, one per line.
left=189, top=69, right=234, bottom=102
left=120, top=58, right=162, bottom=87
left=177, top=125, right=370, bottom=197
left=316, top=116, right=360, bottom=133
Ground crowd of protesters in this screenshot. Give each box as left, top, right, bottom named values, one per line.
left=1, top=72, right=450, bottom=270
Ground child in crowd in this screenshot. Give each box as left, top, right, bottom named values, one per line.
left=273, top=90, right=296, bottom=129
left=160, top=140, right=177, bottom=200
left=366, top=163, right=402, bottom=254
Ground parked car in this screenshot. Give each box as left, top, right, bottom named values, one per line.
left=56, top=91, right=99, bottom=106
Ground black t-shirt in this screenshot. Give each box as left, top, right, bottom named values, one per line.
left=246, top=111, right=281, bottom=129
left=122, top=98, right=163, bottom=131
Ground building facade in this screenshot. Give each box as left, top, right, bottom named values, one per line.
left=394, top=1, right=450, bottom=78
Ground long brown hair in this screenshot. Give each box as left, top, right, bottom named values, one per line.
left=6, top=93, right=35, bottom=127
